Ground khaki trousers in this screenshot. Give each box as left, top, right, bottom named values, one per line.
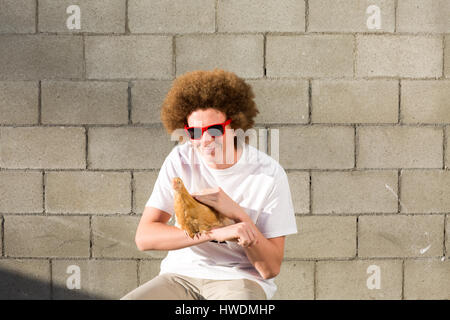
left=120, top=273, right=267, bottom=300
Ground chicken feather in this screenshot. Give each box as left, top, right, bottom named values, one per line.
left=172, top=177, right=234, bottom=239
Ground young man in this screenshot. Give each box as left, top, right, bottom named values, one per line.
left=121, top=68, right=297, bottom=300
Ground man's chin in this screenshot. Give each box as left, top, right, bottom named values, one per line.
left=200, top=149, right=225, bottom=164
left=200, top=150, right=216, bottom=160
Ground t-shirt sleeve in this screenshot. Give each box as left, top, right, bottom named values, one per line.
left=256, top=167, right=298, bottom=239
left=144, top=150, right=177, bottom=216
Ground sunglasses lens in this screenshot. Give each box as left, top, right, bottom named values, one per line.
left=187, top=128, right=202, bottom=139
left=207, top=125, right=225, bottom=137
left=186, top=122, right=228, bottom=140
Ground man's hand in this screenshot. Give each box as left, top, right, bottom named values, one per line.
left=191, top=187, right=246, bottom=222
left=208, top=222, right=258, bottom=248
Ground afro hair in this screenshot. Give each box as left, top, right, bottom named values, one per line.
left=160, top=68, right=259, bottom=135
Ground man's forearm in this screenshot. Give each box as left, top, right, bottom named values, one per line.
left=135, top=222, right=212, bottom=251
left=237, top=213, right=283, bottom=279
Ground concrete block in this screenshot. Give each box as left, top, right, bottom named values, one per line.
left=92, top=215, right=167, bottom=258
left=4, top=215, right=90, bottom=257
left=131, top=80, right=172, bottom=124
left=404, top=259, right=450, bottom=299
left=0, top=35, right=83, bottom=80
left=400, top=170, right=450, bottom=213
left=312, top=170, right=398, bottom=214
left=0, top=171, right=43, bottom=213
left=0, top=81, right=38, bottom=124
left=286, top=171, right=310, bottom=214
left=401, top=80, right=450, bottom=124
left=285, top=216, right=357, bottom=259
left=0, top=127, right=86, bottom=169
left=133, top=171, right=159, bottom=214
left=356, top=35, right=442, bottom=78
left=217, top=0, right=305, bottom=32
left=357, top=126, right=443, bottom=169
left=85, top=35, right=173, bottom=79
left=176, top=34, right=264, bottom=79
left=52, top=259, right=138, bottom=299
left=272, top=261, right=314, bottom=300
left=88, top=126, right=175, bottom=169
left=0, top=0, right=36, bottom=33
left=0, top=258, right=50, bottom=299
left=266, top=35, right=354, bottom=78
left=41, top=80, right=128, bottom=125
left=276, top=126, right=354, bottom=169
left=249, top=79, right=309, bottom=124
left=309, top=0, right=395, bottom=32
left=397, top=0, right=450, bottom=33
left=358, top=215, right=444, bottom=258
left=312, top=80, right=398, bottom=124
left=129, top=0, right=214, bottom=33
left=39, top=0, right=126, bottom=33
left=45, top=171, right=131, bottom=214
left=316, top=259, right=402, bottom=299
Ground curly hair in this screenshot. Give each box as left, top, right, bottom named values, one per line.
left=160, top=68, right=259, bottom=135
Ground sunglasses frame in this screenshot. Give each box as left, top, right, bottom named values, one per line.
left=184, top=119, right=232, bottom=140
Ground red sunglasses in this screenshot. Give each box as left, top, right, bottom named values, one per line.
left=184, top=119, right=232, bottom=140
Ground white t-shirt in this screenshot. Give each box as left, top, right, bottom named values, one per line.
left=145, top=140, right=298, bottom=299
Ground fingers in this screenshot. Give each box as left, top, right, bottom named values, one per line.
left=236, top=222, right=258, bottom=248
left=184, top=230, right=194, bottom=240
left=239, top=225, right=251, bottom=246
left=248, top=224, right=258, bottom=245
left=193, top=195, right=213, bottom=207
left=246, top=224, right=258, bottom=247
left=193, top=194, right=216, bottom=202
left=209, top=223, right=258, bottom=247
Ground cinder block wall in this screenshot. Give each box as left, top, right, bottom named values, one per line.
left=0, top=0, right=449, bottom=299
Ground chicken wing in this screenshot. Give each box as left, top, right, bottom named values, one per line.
left=172, top=177, right=234, bottom=239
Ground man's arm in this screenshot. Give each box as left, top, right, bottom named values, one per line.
left=135, top=206, right=212, bottom=251
left=136, top=206, right=284, bottom=279
left=209, top=210, right=285, bottom=280
left=239, top=214, right=285, bottom=280
left=191, top=187, right=287, bottom=279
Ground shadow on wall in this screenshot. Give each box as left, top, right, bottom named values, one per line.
left=0, top=268, right=105, bottom=300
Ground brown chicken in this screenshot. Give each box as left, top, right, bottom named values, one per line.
left=172, top=177, right=234, bottom=239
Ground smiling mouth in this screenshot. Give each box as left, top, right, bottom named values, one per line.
left=202, top=143, right=222, bottom=152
